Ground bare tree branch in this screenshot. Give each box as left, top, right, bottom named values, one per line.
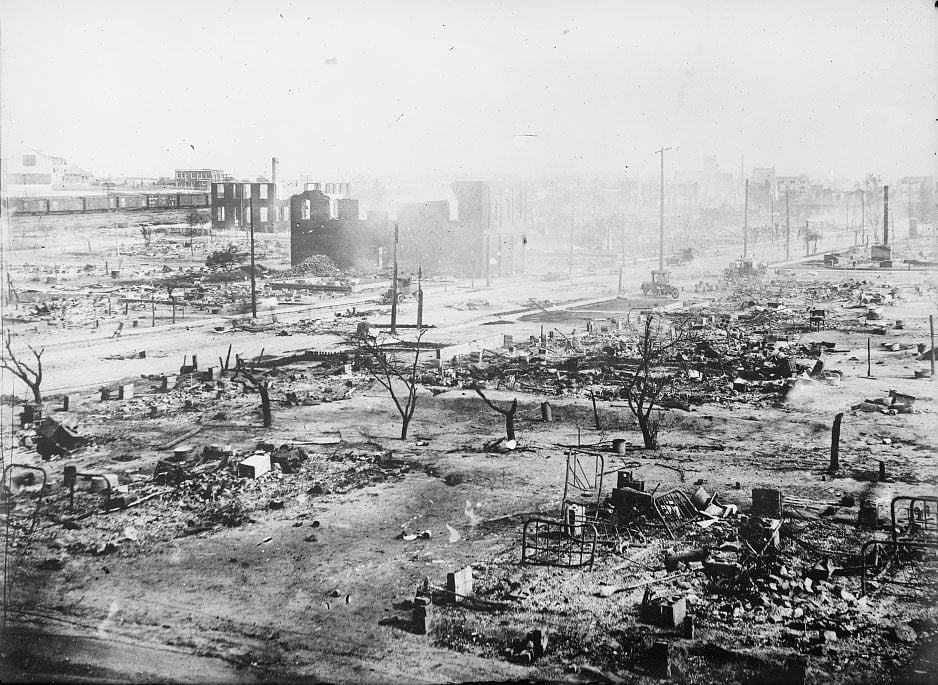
left=2, top=333, right=44, bottom=403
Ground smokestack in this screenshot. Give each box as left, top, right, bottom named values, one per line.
left=271, top=157, right=279, bottom=184
left=883, top=185, right=889, bottom=247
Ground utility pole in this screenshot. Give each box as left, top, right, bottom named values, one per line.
left=391, top=222, right=399, bottom=334
left=249, top=195, right=257, bottom=318
left=883, top=185, right=889, bottom=248
left=770, top=185, right=775, bottom=241
left=785, top=190, right=791, bottom=261
left=743, top=179, right=749, bottom=258
left=416, top=266, right=424, bottom=330
left=860, top=189, right=866, bottom=245
left=656, top=146, right=672, bottom=274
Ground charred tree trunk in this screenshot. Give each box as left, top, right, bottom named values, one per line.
left=258, top=382, right=272, bottom=428
left=504, top=400, right=517, bottom=441
left=474, top=387, right=518, bottom=442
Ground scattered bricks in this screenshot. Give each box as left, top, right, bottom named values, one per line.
left=412, top=603, right=433, bottom=635
left=752, top=488, right=783, bottom=518
left=445, top=565, right=473, bottom=604
left=238, top=453, right=271, bottom=479
left=118, top=383, right=134, bottom=400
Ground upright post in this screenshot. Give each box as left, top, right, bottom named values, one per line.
left=883, top=185, right=889, bottom=247
left=657, top=147, right=668, bottom=274
left=770, top=186, right=775, bottom=240
left=743, top=179, right=749, bottom=258
left=867, top=337, right=872, bottom=377
left=829, top=412, right=843, bottom=473
left=930, top=315, right=935, bottom=378
left=391, top=222, right=399, bottom=334
left=249, top=196, right=257, bottom=318
left=785, top=190, right=791, bottom=261
left=860, top=189, right=866, bottom=244
left=416, top=266, right=423, bottom=329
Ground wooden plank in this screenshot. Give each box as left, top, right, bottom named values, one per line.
left=157, top=426, right=202, bottom=450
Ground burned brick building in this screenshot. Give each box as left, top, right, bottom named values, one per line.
left=210, top=181, right=290, bottom=232
left=290, top=188, right=388, bottom=268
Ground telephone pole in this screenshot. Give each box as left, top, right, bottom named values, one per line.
left=860, top=189, right=866, bottom=244
left=785, top=190, right=791, bottom=261
left=656, top=146, right=672, bottom=273
left=391, top=222, right=399, bottom=334
left=743, top=179, right=749, bottom=258
left=249, top=195, right=257, bottom=318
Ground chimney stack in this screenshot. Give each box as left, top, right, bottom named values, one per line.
left=883, top=185, right=889, bottom=247
left=271, top=157, right=279, bottom=184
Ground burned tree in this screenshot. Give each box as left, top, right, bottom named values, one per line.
left=473, top=386, right=519, bottom=444
left=622, top=315, right=685, bottom=450
left=232, top=359, right=272, bottom=428
left=356, top=330, right=424, bottom=439
left=1, top=333, right=44, bottom=404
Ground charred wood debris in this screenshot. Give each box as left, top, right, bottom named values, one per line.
left=3, top=275, right=936, bottom=681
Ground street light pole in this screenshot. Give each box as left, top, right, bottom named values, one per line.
left=743, top=179, right=749, bottom=258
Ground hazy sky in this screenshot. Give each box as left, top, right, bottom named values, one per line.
left=2, top=0, right=935, bottom=182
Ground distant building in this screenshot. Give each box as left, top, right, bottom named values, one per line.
left=2, top=147, right=61, bottom=186
left=176, top=169, right=224, bottom=190
left=63, top=165, right=95, bottom=185
left=777, top=174, right=811, bottom=198
left=451, top=181, right=528, bottom=276
left=210, top=181, right=289, bottom=232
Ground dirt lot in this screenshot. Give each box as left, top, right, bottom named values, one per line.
left=2, top=223, right=937, bottom=683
